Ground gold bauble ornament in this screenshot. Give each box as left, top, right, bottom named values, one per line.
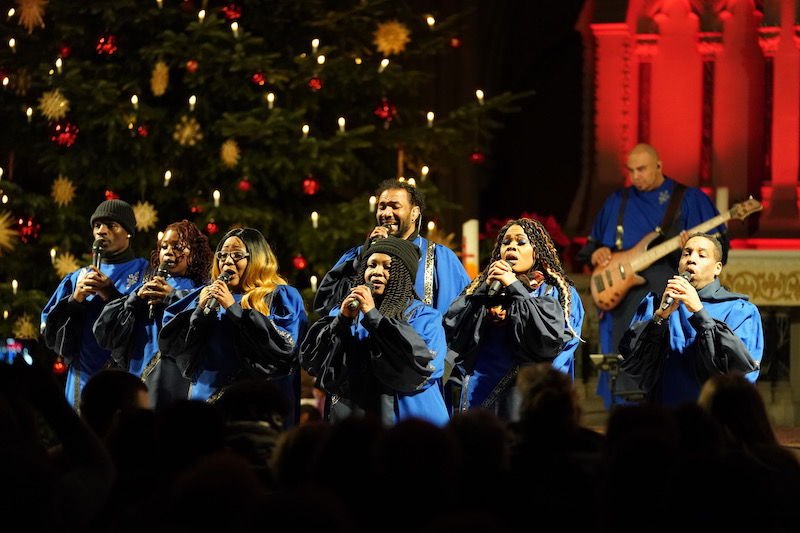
left=38, top=89, right=70, bottom=121
left=173, top=115, right=203, bottom=146
left=0, top=211, right=18, bottom=255
left=51, top=175, right=76, bottom=206
left=54, top=252, right=80, bottom=278
left=13, top=314, right=38, bottom=340
left=132, top=201, right=159, bottom=232
left=151, top=61, right=169, bottom=96
left=220, top=139, right=241, bottom=168
left=373, top=20, right=411, bottom=56
left=16, top=0, right=47, bottom=34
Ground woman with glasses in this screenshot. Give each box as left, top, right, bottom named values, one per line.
left=159, top=227, right=307, bottom=424
left=94, top=220, right=213, bottom=407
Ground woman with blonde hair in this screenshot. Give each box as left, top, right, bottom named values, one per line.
left=160, top=228, right=307, bottom=423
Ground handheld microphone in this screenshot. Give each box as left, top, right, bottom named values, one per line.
left=148, top=262, right=171, bottom=321
left=92, top=239, right=105, bottom=269
left=486, top=260, right=513, bottom=298
left=203, top=271, right=234, bottom=316
left=369, top=224, right=393, bottom=246
left=661, top=271, right=692, bottom=311
left=347, top=282, right=374, bottom=311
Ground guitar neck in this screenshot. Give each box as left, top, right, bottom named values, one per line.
left=629, top=212, right=730, bottom=271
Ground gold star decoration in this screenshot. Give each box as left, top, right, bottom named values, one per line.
left=0, top=211, right=18, bottom=256
left=38, top=89, right=70, bottom=121
left=150, top=61, right=169, bottom=96
left=173, top=115, right=203, bottom=147
left=16, top=0, right=47, bottom=34
left=54, top=251, right=80, bottom=278
left=51, top=175, right=76, bottom=206
left=220, top=139, right=241, bottom=168
left=13, top=314, right=38, bottom=340
left=132, top=201, right=158, bottom=232
left=373, top=20, right=411, bottom=56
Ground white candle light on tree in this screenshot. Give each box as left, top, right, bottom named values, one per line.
left=421, top=165, right=430, bottom=180
left=266, top=92, right=275, bottom=109
left=231, top=21, right=239, bottom=38
left=311, top=211, right=319, bottom=229
left=131, top=94, right=139, bottom=110
left=8, top=38, right=15, bottom=53
left=55, top=57, right=63, bottom=74
left=189, top=95, right=196, bottom=111
left=163, top=170, right=172, bottom=187
left=302, top=124, right=309, bottom=139
left=378, top=58, right=389, bottom=73
left=310, top=275, right=318, bottom=292
left=369, top=195, right=376, bottom=212
left=426, top=15, right=436, bottom=28
left=475, top=89, right=485, bottom=105
left=311, top=38, right=320, bottom=54
left=317, top=55, right=326, bottom=65
left=50, top=248, right=57, bottom=264
left=213, top=189, right=221, bottom=207
left=198, top=9, right=205, bottom=22
left=26, top=107, right=32, bottom=122
left=407, top=178, right=416, bottom=187
left=426, top=111, right=434, bottom=127
left=427, top=221, right=435, bottom=232
left=11, top=279, right=18, bottom=295
left=337, top=117, right=346, bottom=133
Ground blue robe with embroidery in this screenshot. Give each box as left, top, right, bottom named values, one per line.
left=41, top=258, right=150, bottom=406
left=619, top=279, right=763, bottom=407
left=444, top=280, right=578, bottom=420
left=313, top=235, right=470, bottom=317
left=158, top=285, right=307, bottom=422
left=301, top=299, right=449, bottom=427
left=92, top=275, right=199, bottom=407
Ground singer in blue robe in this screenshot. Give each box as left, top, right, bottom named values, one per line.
left=93, top=221, right=214, bottom=407
left=619, top=233, right=763, bottom=406
left=42, top=200, right=149, bottom=407
left=444, top=219, right=579, bottom=420
left=158, top=228, right=307, bottom=423
left=302, top=237, right=449, bottom=427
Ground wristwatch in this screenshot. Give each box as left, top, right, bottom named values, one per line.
left=652, top=314, right=666, bottom=326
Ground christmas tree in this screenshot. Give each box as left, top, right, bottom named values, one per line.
left=0, top=0, right=525, bottom=339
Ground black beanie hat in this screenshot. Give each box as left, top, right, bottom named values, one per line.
left=363, top=236, right=421, bottom=283
left=90, top=200, right=137, bottom=238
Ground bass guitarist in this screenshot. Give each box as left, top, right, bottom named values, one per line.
left=577, top=143, right=728, bottom=407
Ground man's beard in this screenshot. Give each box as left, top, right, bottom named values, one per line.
left=380, top=217, right=413, bottom=238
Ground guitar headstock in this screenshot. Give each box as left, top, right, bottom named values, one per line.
left=728, top=197, right=763, bottom=221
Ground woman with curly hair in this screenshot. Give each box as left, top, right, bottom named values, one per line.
left=301, top=236, right=449, bottom=426
left=444, top=218, right=583, bottom=421
left=159, top=228, right=307, bottom=423
left=94, top=220, right=214, bottom=407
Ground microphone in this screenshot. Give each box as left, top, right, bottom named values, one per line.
left=486, top=260, right=513, bottom=298
left=203, top=271, right=234, bottom=316
left=347, top=282, right=374, bottom=311
left=92, top=239, right=105, bottom=269
left=661, top=271, right=692, bottom=311
left=148, top=262, right=171, bottom=321
left=369, top=224, right=393, bottom=246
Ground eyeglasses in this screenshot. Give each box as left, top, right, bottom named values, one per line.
left=215, top=251, right=249, bottom=262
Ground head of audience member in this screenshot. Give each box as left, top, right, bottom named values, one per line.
left=156, top=400, right=227, bottom=474
left=213, top=378, right=289, bottom=429
left=150, top=220, right=213, bottom=284
left=626, top=143, right=665, bottom=192
left=447, top=410, right=511, bottom=476
left=356, top=236, right=421, bottom=319
left=679, top=233, right=724, bottom=290
left=80, top=368, right=149, bottom=439
left=698, top=372, right=777, bottom=449
left=212, top=227, right=286, bottom=315
left=516, top=363, right=581, bottom=431
left=89, top=199, right=137, bottom=256
left=374, top=179, right=425, bottom=240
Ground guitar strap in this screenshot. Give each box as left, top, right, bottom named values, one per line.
left=656, top=183, right=686, bottom=236
left=615, top=189, right=628, bottom=250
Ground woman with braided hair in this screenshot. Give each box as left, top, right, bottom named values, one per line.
left=444, top=218, right=584, bottom=421
left=301, top=236, right=449, bottom=426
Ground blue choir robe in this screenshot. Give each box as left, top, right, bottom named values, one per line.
left=312, top=234, right=470, bottom=317
left=583, top=177, right=726, bottom=406
left=300, top=299, right=450, bottom=427
left=619, top=279, right=763, bottom=407
left=444, top=280, right=578, bottom=421
left=92, top=275, right=199, bottom=407
left=42, top=257, right=150, bottom=407
left=158, top=285, right=307, bottom=423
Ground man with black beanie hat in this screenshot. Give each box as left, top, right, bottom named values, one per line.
left=301, top=235, right=449, bottom=426
left=42, top=199, right=149, bottom=408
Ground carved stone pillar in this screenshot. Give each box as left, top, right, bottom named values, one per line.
left=697, top=32, right=723, bottom=191
left=635, top=34, right=660, bottom=145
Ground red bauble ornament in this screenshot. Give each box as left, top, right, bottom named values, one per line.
left=186, top=59, right=199, bottom=73
left=137, top=125, right=149, bottom=137
left=251, top=72, right=266, bottom=86
left=50, top=122, right=79, bottom=147
left=450, top=37, right=462, bottom=48
left=237, top=179, right=252, bottom=192
left=17, top=216, right=41, bottom=244
left=302, top=176, right=320, bottom=196
left=105, top=190, right=120, bottom=200
left=206, top=221, right=219, bottom=235
left=59, top=44, right=72, bottom=58
left=221, top=3, right=242, bottom=20
left=52, top=357, right=68, bottom=375
left=96, top=35, right=118, bottom=55
left=292, top=255, right=308, bottom=270
left=469, top=150, right=486, bottom=165
left=374, top=97, right=398, bottom=123
left=308, top=76, right=323, bottom=91
left=190, top=199, right=204, bottom=214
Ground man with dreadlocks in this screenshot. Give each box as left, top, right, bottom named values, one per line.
left=301, top=236, right=449, bottom=426
left=444, top=218, right=583, bottom=421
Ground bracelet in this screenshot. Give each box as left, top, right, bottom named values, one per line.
left=652, top=314, right=666, bottom=326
